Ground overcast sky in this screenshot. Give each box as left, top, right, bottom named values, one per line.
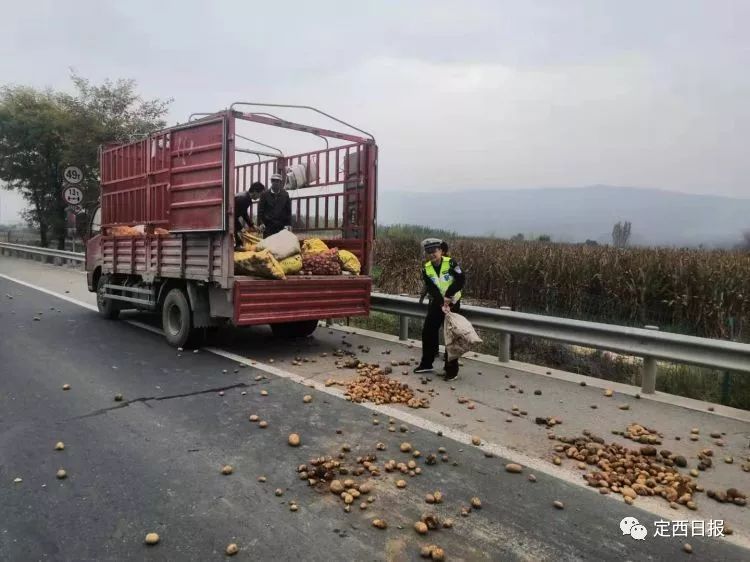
left=1, top=0, right=749, bottom=222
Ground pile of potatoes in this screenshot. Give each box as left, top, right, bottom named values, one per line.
left=554, top=431, right=701, bottom=507
left=344, top=364, right=429, bottom=408
left=618, top=423, right=663, bottom=445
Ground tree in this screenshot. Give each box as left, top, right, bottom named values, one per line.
left=0, top=87, right=70, bottom=247
left=537, top=234, right=551, bottom=242
left=510, top=233, right=524, bottom=242
left=612, top=221, right=632, bottom=248
left=0, top=73, right=171, bottom=248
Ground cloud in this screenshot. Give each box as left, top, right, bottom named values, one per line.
left=1, top=0, right=748, bottom=199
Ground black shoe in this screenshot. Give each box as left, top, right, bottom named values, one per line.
left=413, top=365, right=434, bottom=374
left=444, top=368, right=459, bottom=381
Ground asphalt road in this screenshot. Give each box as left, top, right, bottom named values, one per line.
left=1, top=276, right=748, bottom=561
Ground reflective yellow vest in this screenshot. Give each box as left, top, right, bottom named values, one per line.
left=424, top=256, right=462, bottom=302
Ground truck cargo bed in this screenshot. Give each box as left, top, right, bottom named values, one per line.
left=233, top=275, right=371, bottom=325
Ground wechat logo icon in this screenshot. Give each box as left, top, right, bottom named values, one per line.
left=621, top=517, right=648, bottom=540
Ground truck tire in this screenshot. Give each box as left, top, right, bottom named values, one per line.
left=270, top=319, right=319, bottom=338
left=96, top=275, right=120, bottom=320
left=162, top=288, right=199, bottom=348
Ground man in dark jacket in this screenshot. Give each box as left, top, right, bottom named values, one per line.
left=414, top=238, right=466, bottom=380
left=234, top=182, right=265, bottom=249
left=257, top=173, right=292, bottom=237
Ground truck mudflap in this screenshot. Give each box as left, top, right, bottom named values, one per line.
left=233, top=276, right=371, bottom=325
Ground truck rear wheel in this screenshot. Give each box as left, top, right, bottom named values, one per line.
left=162, top=288, right=200, bottom=348
left=96, top=275, right=120, bottom=320
left=270, top=320, right=319, bottom=338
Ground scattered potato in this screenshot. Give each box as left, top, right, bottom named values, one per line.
left=226, top=543, right=239, bottom=556
left=288, top=434, right=301, bottom=447
left=144, top=533, right=160, bottom=545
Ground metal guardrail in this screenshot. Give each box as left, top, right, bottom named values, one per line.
left=3, top=242, right=749, bottom=394
left=370, top=293, right=750, bottom=393
left=0, top=242, right=85, bottom=263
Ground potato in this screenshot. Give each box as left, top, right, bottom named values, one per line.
left=414, top=521, right=428, bottom=535
left=288, top=433, right=301, bottom=447
left=330, top=480, right=344, bottom=494
left=221, top=465, right=233, bottom=475
left=144, top=533, right=160, bottom=545
left=226, top=543, right=239, bottom=555
left=55, top=442, right=65, bottom=451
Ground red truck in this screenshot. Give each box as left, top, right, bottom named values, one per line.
left=85, top=103, right=377, bottom=347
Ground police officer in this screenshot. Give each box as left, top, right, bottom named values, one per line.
left=234, top=181, right=265, bottom=249
left=257, top=172, right=292, bottom=237
left=414, top=238, right=466, bottom=380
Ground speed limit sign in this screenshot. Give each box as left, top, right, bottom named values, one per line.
left=63, top=166, right=83, bottom=184
left=63, top=186, right=83, bottom=205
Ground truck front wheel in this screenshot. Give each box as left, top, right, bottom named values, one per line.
left=270, top=320, right=319, bottom=338
left=162, top=288, right=199, bottom=348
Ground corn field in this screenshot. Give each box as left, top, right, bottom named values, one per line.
left=374, top=238, right=750, bottom=341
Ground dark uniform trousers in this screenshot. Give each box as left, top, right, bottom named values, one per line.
left=421, top=299, right=461, bottom=376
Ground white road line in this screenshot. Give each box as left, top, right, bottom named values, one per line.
left=3, top=273, right=749, bottom=548
left=0, top=274, right=98, bottom=312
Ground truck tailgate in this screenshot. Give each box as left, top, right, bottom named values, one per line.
left=233, top=276, right=371, bottom=325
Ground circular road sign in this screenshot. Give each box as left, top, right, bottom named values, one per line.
left=63, top=186, right=84, bottom=206
left=63, top=166, right=83, bottom=184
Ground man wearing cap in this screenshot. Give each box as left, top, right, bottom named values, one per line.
left=257, top=172, right=292, bottom=237
left=414, top=238, right=466, bottom=380
left=234, top=181, right=266, bottom=250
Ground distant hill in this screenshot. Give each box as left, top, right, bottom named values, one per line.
left=377, top=186, right=750, bottom=247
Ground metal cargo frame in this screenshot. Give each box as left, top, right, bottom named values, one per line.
left=89, top=104, right=378, bottom=326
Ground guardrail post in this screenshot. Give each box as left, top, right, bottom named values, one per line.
left=641, top=325, right=660, bottom=394
left=498, top=306, right=512, bottom=362
left=398, top=315, right=409, bottom=341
